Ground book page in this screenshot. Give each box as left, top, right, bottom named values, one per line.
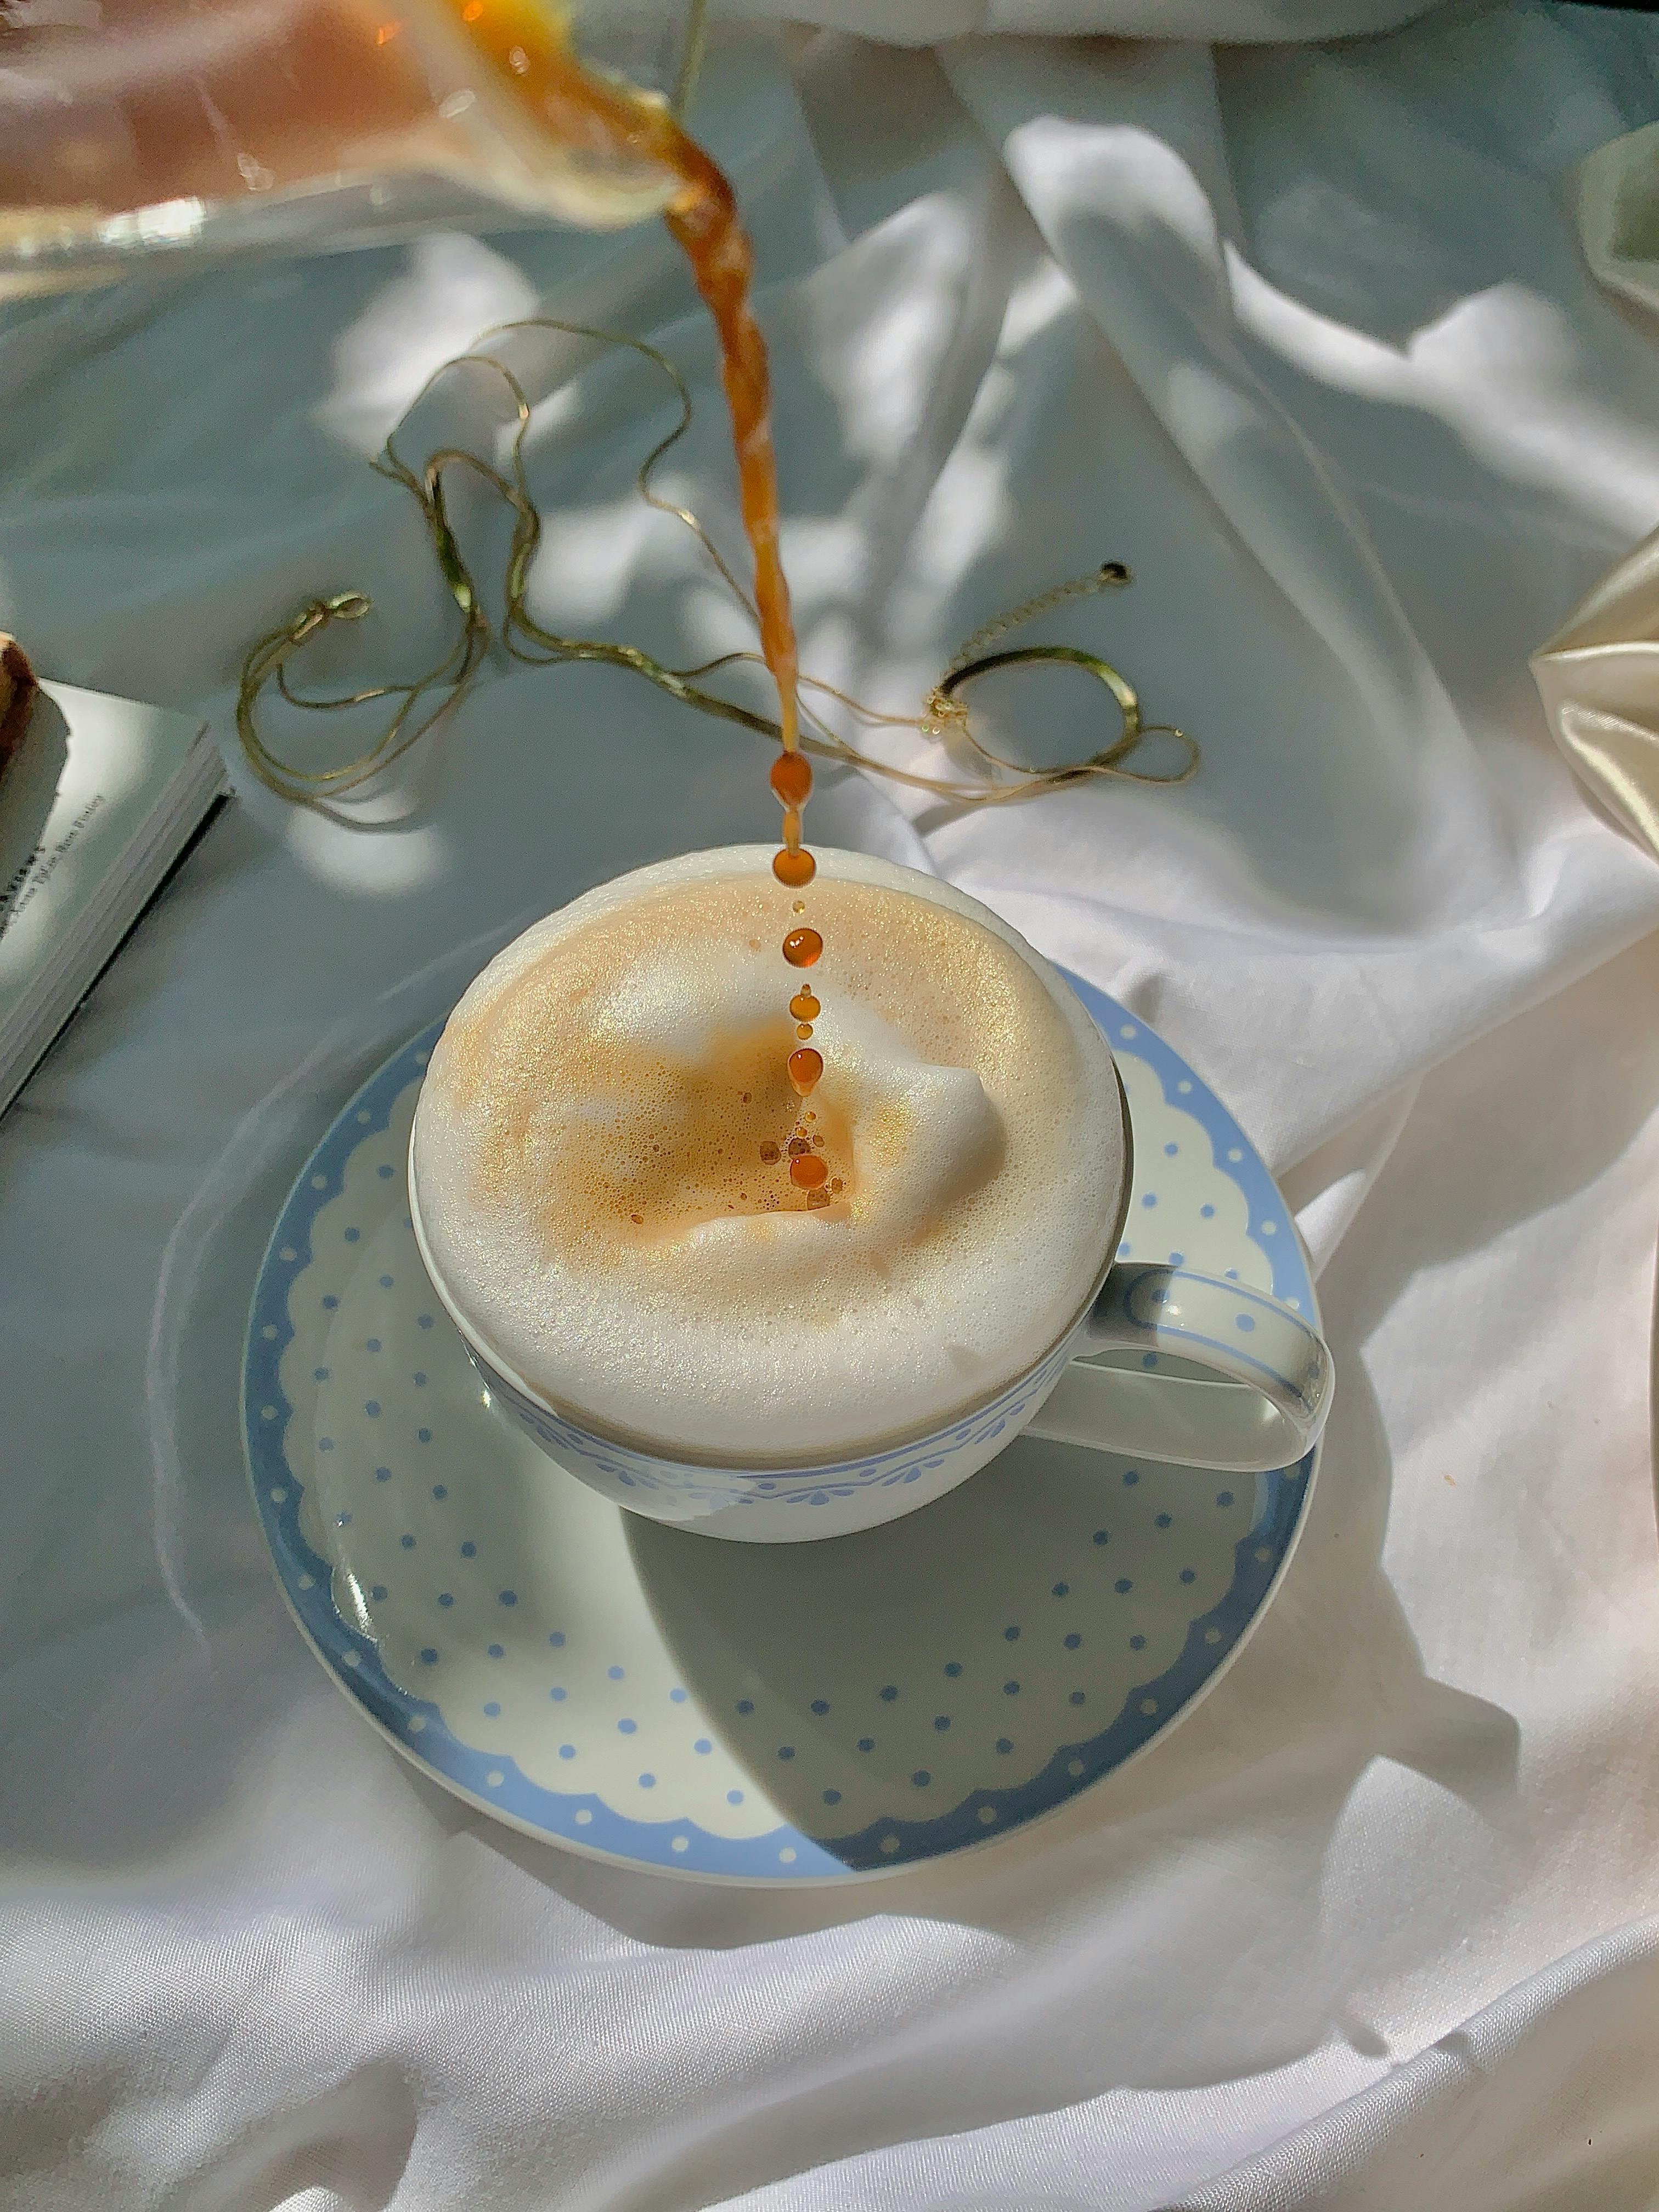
left=0, top=681, right=211, bottom=1019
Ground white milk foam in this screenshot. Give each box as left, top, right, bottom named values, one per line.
left=411, top=847, right=1124, bottom=1460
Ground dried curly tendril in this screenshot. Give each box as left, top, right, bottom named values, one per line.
left=235, top=318, right=1197, bottom=825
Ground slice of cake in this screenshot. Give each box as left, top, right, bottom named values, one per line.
left=0, top=635, right=38, bottom=788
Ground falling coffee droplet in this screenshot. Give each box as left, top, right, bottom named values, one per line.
left=770, top=751, right=812, bottom=808
left=767, top=732, right=822, bottom=1085
left=772, top=791, right=815, bottom=884
left=772, top=846, right=816, bottom=888
left=788, top=1047, right=823, bottom=1096
left=790, top=1152, right=828, bottom=1189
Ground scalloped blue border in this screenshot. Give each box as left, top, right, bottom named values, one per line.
left=243, top=976, right=1316, bottom=1882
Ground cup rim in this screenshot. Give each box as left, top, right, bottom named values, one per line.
left=409, top=1066, right=1133, bottom=1476
left=406, top=847, right=1135, bottom=1475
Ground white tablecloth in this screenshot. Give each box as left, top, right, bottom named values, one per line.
left=5, top=4, right=1659, bottom=2206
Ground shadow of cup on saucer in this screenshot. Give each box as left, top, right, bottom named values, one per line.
left=625, top=1425, right=1300, bottom=1874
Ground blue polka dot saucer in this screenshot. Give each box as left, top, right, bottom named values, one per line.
left=243, top=974, right=1318, bottom=1884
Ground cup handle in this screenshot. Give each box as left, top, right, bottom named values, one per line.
left=1024, top=1263, right=1334, bottom=1475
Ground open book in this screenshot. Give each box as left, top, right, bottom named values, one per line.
left=0, top=670, right=227, bottom=1119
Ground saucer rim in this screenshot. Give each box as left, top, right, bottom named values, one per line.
left=242, top=975, right=1320, bottom=1886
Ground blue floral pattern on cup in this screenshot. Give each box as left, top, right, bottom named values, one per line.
left=466, top=1339, right=1077, bottom=1518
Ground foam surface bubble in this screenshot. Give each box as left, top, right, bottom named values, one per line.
left=411, top=848, right=1124, bottom=1459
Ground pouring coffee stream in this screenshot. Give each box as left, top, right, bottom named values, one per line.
left=436, top=0, right=831, bottom=1191
left=644, top=50, right=833, bottom=1158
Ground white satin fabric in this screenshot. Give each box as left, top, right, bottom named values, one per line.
left=4, top=5, right=1659, bottom=2209
left=1531, top=116, right=1659, bottom=861
left=1532, top=522, right=1659, bottom=860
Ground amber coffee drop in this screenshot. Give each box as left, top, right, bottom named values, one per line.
left=772, top=845, right=816, bottom=888
left=411, top=849, right=1122, bottom=1460
left=769, top=753, right=812, bottom=807
left=787, top=1046, right=823, bottom=1096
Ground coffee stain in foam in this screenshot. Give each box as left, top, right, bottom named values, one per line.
left=433, top=873, right=1056, bottom=1285
left=479, top=1017, right=862, bottom=1255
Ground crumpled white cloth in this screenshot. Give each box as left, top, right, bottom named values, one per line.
left=4, top=4, right=1659, bottom=2209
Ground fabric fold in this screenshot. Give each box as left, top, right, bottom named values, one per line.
left=1532, top=121, right=1659, bottom=862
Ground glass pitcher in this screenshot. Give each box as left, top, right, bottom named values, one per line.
left=0, top=0, right=705, bottom=298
